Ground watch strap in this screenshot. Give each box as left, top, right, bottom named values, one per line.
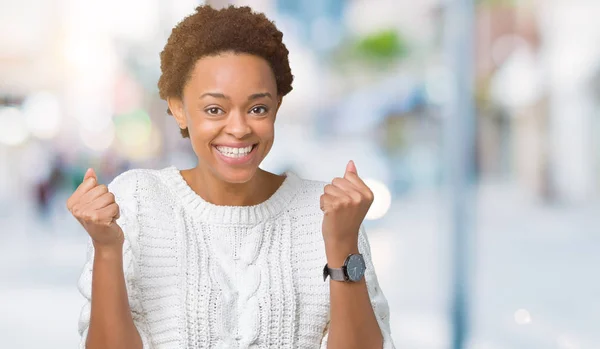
left=323, top=264, right=347, bottom=282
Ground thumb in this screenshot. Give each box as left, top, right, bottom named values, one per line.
left=344, top=160, right=358, bottom=178
left=83, top=168, right=97, bottom=182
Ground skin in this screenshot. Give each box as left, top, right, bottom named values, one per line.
left=68, top=51, right=383, bottom=349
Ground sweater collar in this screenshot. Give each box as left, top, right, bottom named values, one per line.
left=161, top=166, right=301, bottom=225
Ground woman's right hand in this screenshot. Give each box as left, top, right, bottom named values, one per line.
left=67, top=168, right=124, bottom=249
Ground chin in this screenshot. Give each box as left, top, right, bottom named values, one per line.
left=215, top=166, right=259, bottom=184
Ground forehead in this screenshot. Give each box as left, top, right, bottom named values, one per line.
left=186, top=52, right=277, bottom=94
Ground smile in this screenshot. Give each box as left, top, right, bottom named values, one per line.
left=214, top=144, right=257, bottom=159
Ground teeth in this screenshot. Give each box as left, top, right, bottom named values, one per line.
left=215, top=145, right=254, bottom=158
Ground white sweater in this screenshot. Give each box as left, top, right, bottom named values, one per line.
left=78, top=166, right=395, bottom=349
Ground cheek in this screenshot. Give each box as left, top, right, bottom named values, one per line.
left=254, top=120, right=275, bottom=141
left=188, top=118, right=221, bottom=151
left=255, top=122, right=275, bottom=153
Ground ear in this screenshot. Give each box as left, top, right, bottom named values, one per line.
left=167, top=96, right=187, bottom=130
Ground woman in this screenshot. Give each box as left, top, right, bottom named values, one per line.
left=68, top=5, right=394, bottom=349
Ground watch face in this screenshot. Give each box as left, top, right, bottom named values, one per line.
left=345, top=254, right=366, bottom=282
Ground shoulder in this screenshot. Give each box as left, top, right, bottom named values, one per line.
left=107, top=167, right=176, bottom=203
left=291, top=172, right=326, bottom=194
left=286, top=172, right=328, bottom=214
left=108, top=168, right=160, bottom=193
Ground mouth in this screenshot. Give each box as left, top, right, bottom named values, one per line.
left=213, top=144, right=258, bottom=159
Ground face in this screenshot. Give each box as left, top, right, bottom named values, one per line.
left=168, top=52, right=281, bottom=183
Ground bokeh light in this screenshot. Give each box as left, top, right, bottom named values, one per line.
left=22, top=92, right=62, bottom=140
left=114, top=109, right=159, bottom=160
left=364, top=178, right=393, bottom=220
left=80, top=122, right=115, bottom=152
left=0, top=107, right=29, bottom=146
left=513, top=309, right=532, bottom=325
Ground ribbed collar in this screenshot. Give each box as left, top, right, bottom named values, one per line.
left=160, top=166, right=301, bottom=225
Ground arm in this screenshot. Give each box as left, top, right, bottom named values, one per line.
left=319, top=161, right=395, bottom=349
left=80, top=243, right=145, bottom=349
left=321, top=226, right=394, bottom=349
left=75, top=170, right=151, bottom=349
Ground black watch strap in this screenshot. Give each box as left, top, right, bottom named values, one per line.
left=323, top=264, right=346, bottom=282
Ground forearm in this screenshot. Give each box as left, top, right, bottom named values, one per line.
left=325, top=243, right=383, bottom=349
left=86, top=245, right=143, bottom=349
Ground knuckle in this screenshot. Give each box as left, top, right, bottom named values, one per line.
left=82, top=213, right=92, bottom=223
left=71, top=205, right=81, bottom=216
left=367, top=191, right=375, bottom=202
left=98, top=184, right=108, bottom=193
left=90, top=212, right=100, bottom=223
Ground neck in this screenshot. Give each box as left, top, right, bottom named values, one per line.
left=184, top=166, right=282, bottom=207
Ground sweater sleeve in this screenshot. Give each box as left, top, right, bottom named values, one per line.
left=77, top=171, right=152, bottom=349
left=320, top=225, right=396, bottom=349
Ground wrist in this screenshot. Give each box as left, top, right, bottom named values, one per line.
left=325, top=241, right=359, bottom=268
left=93, top=242, right=123, bottom=260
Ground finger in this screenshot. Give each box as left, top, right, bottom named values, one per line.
left=79, top=184, right=109, bottom=206
left=324, top=183, right=350, bottom=199
left=320, top=193, right=335, bottom=213
left=344, top=160, right=358, bottom=177
left=98, top=203, right=120, bottom=224
left=331, top=178, right=362, bottom=203
left=342, top=171, right=372, bottom=198
left=331, top=177, right=359, bottom=194
left=84, top=203, right=119, bottom=225
left=84, top=192, right=116, bottom=211
left=84, top=168, right=98, bottom=182
left=67, top=176, right=97, bottom=210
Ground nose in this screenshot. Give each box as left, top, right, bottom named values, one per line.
left=224, top=110, right=252, bottom=139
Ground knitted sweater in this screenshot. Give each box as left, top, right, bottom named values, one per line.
left=78, top=166, right=395, bottom=349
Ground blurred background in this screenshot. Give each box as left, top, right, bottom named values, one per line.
left=1, top=0, right=599, bottom=348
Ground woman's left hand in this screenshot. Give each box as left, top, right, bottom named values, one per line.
left=320, top=160, right=374, bottom=255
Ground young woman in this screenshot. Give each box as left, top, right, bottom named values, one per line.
left=68, top=5, right=394, bottom=349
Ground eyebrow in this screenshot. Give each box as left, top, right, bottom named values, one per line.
left=199, top=92, right=273, bottom=101
left=200, top=92, right=229, bottom=100
left=248, top=92, right=273, bottom=101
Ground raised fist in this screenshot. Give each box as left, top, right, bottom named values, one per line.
left=320, top=160, right=374, bottom=247
left=66, top=168, right=124, bottom=248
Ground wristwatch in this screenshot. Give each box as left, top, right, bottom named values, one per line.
left=323, top=253, right=366, bottom=282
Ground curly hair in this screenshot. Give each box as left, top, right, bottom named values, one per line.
left=158, top=5, right=294, bottom=138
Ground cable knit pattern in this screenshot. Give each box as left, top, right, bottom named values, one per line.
left=77, top=166, right=395, bottom=349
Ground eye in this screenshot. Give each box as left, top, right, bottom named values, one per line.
left=249, top=105, right=268, bottom=115
left=205, top=107, right=224, bottom=116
